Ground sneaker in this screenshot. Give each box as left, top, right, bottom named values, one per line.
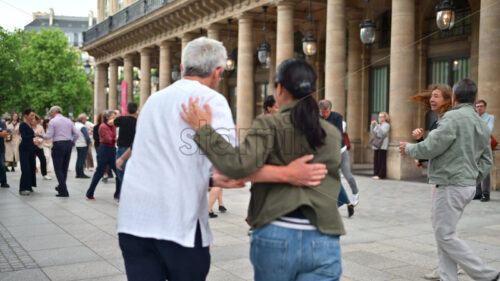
left=43, top=175, right=52, bottom=180
left=1, top=183, right=9, bottom=188
left=372, top=176, right=380, bottom=180
left=248, top=228, right=253, bottom=236
left=352, top=193, right=359, bottom=206
left=102, top=177, right=108, bottom=183
left=19, top=190, right=31, bottom=196
left=86, top=196, right=95, bottom=200
left=347, top=204, right=354, bottom=218
left=473, top=193, right=482, bottom=200
left=209, top=211, right=218, bottom=218
left=423, top=268, right=440, bottom=280
left=480, top=195, right=490, bottom=202
left=219, top=205, right=227, bottom=213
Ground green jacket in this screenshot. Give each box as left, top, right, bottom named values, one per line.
left=195, top=102, right=345, bottom=236
left=406, top=104, right=492, bottom=186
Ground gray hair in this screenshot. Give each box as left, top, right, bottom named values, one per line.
left=48, top=106, right=62, bottom=115
left=181, top=37, right=227, bottom=78
left=102, top=110, right=115, bottom=123
left=318, top=99, right=332, bottom=110
left=77, top=113, right=87, bottom=123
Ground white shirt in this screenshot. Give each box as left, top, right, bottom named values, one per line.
left=117, top=79, right=236, bottom=248
left=74, top=122, right=88, bottom=148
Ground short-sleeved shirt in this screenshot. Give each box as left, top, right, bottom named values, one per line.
left=117, top=79, right=236, bottom=248
left=0, top=121, right=6, bottom=154
left=114, top=116, right=137, bottom=148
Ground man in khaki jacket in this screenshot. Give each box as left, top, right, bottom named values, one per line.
left=400, top=79, right=499, bottom=281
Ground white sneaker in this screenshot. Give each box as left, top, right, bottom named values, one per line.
left=423, top=268, right=440, bottom=280
left=372, top=176, right=380, bottom=180
left=43, top=175, right=52, bottom=180
left=352, top=193, right=359, bottom=206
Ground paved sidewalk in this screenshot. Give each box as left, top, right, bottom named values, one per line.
left=0, top=154, right=499, bottom=280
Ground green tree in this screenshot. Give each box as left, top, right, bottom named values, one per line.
left=18, top=28, right=92, bottom=117
left=0, top=28, right=27, bottom=114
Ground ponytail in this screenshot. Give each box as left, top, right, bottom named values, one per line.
left=291, top=96, right=326, bottom=149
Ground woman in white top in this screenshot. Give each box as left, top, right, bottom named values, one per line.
left=370, top=112, right=390, bottom=179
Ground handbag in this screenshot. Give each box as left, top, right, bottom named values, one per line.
left=5, top=134, right=12, bottom=142
left=370, top=136, right=384, bottom=149
left=491, top=135, right=498, bottom=150
left=343, top=133, right=351, bottom=150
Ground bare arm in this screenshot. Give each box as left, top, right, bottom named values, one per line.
left=116, top=147, right=132, bottom=171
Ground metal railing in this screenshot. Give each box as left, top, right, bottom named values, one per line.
left=83, top=0, right=174, bottom=45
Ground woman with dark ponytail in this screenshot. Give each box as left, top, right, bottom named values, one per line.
left=181, top=58, right=345, bottom=280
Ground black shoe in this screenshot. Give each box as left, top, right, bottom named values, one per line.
left=473, top=193, right=482, bottom=200
left=347, top=204, right=355, bottom=218
left=76, top=175, right=90, bottom=179
left=1, top=183, right=9, bottom=188
left=102, top=177, right=108, bottom=183
left=209, top=212, right=218, bottom=218
left=11, top=167, right=15, bottom=172
left=55, top=186, right=59, bottom=192
left=56, top=193, right=69, bottom=197
left=219, top=205, right=227, bottom=213
left=492, top=272, right=499, bottom=281
left=480, top=194, right=490, bottom=202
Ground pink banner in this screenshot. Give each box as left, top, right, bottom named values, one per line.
left=121, top=80, right=127, bottom=115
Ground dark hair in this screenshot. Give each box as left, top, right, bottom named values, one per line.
left=476, top=99, right=487, bottom=107
left=23, top=108, right=34, bottom=117
left=452, top=79, right=477, bottom=104
left=127, top=102, right=138, bottom=114
left=43, top=118, right=49, bottom=131
left=263, top=95, right=276, bottom=113
left=96, top=112, right=103, bottom=125
left=275, top=58, right=325, bottom=149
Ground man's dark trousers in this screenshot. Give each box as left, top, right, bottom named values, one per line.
left=0, top=152, right=7, bottom=185
left=76, top=146, right=88, bottom=177
left=52, top=141, right=73, bottom=195
left=119, top=222, right=210, bottom=281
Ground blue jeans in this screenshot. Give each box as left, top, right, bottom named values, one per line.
left=337, top=185, right=350, bottom=207
left=86, top=145, right=120, bottom=198
left=75, top=146, right=88, bottom=176
left=250, top=224, right=342, bottom=281
left=0, top=152, right=7, bottom=184
left=115, top=147, right=128, bottom=190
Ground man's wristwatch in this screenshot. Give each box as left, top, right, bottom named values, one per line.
left=209, top=176, right=214, bottom=187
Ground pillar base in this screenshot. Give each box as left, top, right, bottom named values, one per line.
left=386, top=145, right=424, bottom=180
left=350, top=140, right=364, bottom=164
left=492, top=150, right=499, bottom=191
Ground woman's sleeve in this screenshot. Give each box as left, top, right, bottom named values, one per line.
left=194, top=117, right=275, bottom=179
left=374, top=123, right=390, bottom=138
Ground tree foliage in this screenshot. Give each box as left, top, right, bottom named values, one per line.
left=0, top=28, right=92, bottom=118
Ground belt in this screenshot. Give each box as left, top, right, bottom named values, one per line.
left=54, top=140, right=72, bottom=143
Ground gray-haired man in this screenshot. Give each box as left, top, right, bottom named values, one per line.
left=400, top=79, right=499, bottom=281
left=39, top=106, right=79, bottom=197
left=75, top=113, right=91, bottom=178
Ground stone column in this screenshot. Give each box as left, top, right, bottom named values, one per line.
left=159, top=41, right=172, bottom=90
left=124, top=53, right=134, bottom=103
left=108, top=60, right=118, bottom=110
left=140, top=48, right=152, bottom=108
left=110, top=0, right=119, bottom=15
left=347, top=15, right=363, bottom=162
left=276, top=1, right=295, bottom=66
left=181, top=33, right=197, bottom=57
left=207, top=25, right=222, bottom=92
left=325, top=0, right=346, bottom=116
left=236, top=15, right=255, bottom=133
left=94, top=63, right=108, bottom=120
left=207, top=24, right=222, bottom=41
left=470, top=9, right=480, bottom=83
left=97, top=0, right=105, bottom=23
left=478, top=0, right=500, bottom=190
left=268, top=32, right=277, bottom=95
left=386, top=0, right=420, bottom=179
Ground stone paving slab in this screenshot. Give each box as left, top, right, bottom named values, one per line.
left=0, top=148, right=499, bottom=280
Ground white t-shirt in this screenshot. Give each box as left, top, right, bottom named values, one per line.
left=117, top=79, right=236, bottom=248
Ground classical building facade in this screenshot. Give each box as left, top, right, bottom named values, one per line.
left=82, top=0, right=500, bottom=185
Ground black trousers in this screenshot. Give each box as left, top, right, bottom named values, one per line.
left=119, top=223, right=210, bottom=281
left=34, top=146, right=47, bottom=176
left=52, top=141, right=72, bottom=195
left=19, top=146, right=36, bottom=192
left=374, top=149, right=387, bottom=179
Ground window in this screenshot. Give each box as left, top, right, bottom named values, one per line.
left=254, top=83, right=270, bottom=116
left=118, top=0, right=124, bottom=10
left=428, top=56, right=470, bottom=87
left=369, top=65, right=390, bottom=124
left=104, top=0, right=109, bottom=17
left=378, top=10, right=391, bottom=49
left=65, top=33, right=74, bottom=45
